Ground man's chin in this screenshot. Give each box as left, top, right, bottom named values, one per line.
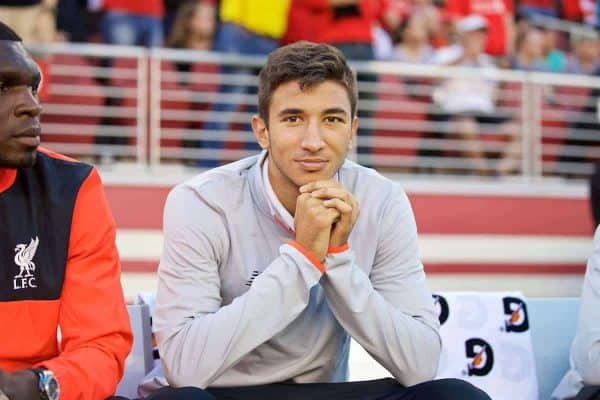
left=0, top=149, right=38, bottom=168
left=293, top=170, right=336, bottom=187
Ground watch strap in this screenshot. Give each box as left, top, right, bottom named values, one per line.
left=29, top=368, right=51, bottom=400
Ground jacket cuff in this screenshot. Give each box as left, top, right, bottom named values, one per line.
left=287, top=241, right=325, bottom=273
left=328, top=243, right=350, bottom=254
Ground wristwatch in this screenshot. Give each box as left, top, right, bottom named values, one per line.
left=30, top=368, right=59, bottom=400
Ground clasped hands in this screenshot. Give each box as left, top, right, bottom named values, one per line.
left=294, top=180, right=359, bottom=263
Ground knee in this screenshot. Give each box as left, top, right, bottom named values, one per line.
left=411, top=379, right=491, bottom=400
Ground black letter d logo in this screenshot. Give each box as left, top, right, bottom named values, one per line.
left=503, top=297, right=529, bottom=333
left=466, top=338, right=494, bottom=376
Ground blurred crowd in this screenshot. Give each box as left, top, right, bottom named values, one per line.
left=2, top=0, right=597, bottom=174
left=0, top=0, right=598, bottom=76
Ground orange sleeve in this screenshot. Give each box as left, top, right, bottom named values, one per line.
left=38, top=168, right=133, bottom=400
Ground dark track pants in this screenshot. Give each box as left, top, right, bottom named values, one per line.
left=137, top=378, right=491, bottom=400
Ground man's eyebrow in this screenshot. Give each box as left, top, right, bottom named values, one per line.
left=322, top=107, right=348, bottom=116
left=277, top=108, right=304, bottom=117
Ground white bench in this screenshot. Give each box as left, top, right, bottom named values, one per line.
left=115, top=297, right=581, bottom=399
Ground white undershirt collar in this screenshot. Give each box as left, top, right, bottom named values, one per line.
left=262, top=158, right=295, bottom=232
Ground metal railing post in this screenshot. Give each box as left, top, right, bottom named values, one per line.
left=136, top=50, right=148, bottom=166
left=149, top=51, right=162, bottom=167
left=530, top=83, right=544, bottom=178
left=521, top=81, right=543, bottom=180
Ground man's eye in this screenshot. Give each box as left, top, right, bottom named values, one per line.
left=29, top=85, right=38, bottom=96
left=0, top=85, right=9, bottom=94
left=324, top=116, right=343, bottom=123
left=285, top=116, right=300, bottom=123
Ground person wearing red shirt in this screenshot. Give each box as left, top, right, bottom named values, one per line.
left=0, top=22, right=132, bottom=400
left=445, top=0, right=515, bottom=56
left=101, top=0, right=165, bottom=47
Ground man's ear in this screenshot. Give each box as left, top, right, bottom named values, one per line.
left=252, top=115, right=270, bottom=150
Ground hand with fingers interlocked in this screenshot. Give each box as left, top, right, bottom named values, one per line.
left=299, top=180, right=359, bottom=250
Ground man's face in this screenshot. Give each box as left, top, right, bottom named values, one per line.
left=0, top=41, right=42, bottom=168
left=252, top=80, right=357, bottom=191
left=462, top=29, right=487, bottom=56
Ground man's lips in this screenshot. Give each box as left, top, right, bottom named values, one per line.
left=13, top=126, right=41, bottom=147
left=295, top=159, right=328, bottom=171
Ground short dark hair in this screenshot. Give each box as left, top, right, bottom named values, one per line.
left=258, top=41, right=357, bottom=124
left=0, top=21, right=22, bottom=41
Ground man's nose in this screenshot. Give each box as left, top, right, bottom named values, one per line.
left=14, top=87, right=43, bottom=118
left=301, top=120, right=325, bottom=152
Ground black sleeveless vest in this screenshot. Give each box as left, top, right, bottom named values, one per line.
left=0, top=152, right=92, bottom=301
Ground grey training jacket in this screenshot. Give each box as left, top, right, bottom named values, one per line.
left=154, top=153, right=441, bottom=389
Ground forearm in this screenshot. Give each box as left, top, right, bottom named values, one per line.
left=39, top=336, right=130, bottom=400
left=321, top=250, right=441, bottom=386
left=50, top=167, right=133, bottom=400
left=155, top=243, right=322, bottom=388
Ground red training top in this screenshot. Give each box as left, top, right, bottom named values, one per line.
left=0, top=147, right=133, bottom=400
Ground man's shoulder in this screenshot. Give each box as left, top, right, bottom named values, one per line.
left=340, top=160, right=401, bottom=201
left=170, top=155, right=258, bottom=203
left=26, top=147, right=94, bottom=189
left=37, top=146, right=89, bottom=165
left=35, top=147, right=93, bottom=174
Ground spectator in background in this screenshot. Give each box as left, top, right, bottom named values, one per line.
left=56, top=0, right=93, bottom=42
left=390, top=0, right=443, bottom=46
left=96, top=0, right=164, bottom=164
left=557, top=55, right=600, bottom=175
left=445, top=0, right=515, bottom=58
left=540, top=26, right=567, bottom=73
left=561, top=0, right=599, bottom=26
left=281, top=0, right=319, bottom=45
left=511, top=27, right=549, bottom=71
left=427, top=15, right=511, bottom=175
left=515, top=0, right=558, bottom=18
left=201, top=0, right=291, bottom=168
left=0, top=0, right=59, bottom=43
left=100, top=0, right=164, bottom=47
left=580, top=0, right=598, bottom=27
left=566, top=33, right=600, bottom=75
left=164, top=0, right=201, bottom=40
left=167, top=0, right=216, bottom=166
left=391, top=14, right=434, bottom=63
left=168, top=0, right=215, bottom=53
left=373, top=0, right=441, bottom=59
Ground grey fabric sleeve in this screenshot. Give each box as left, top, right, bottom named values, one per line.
left=320, top=187, right=441, bottom=386
left=571, top=226, right=600, bottom=385
left=154, top=184, right=322, bottom=389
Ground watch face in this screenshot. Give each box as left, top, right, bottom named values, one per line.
left=47, top=377, right=59, bottom=400
left=40, top=371, right=59, bottom=400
